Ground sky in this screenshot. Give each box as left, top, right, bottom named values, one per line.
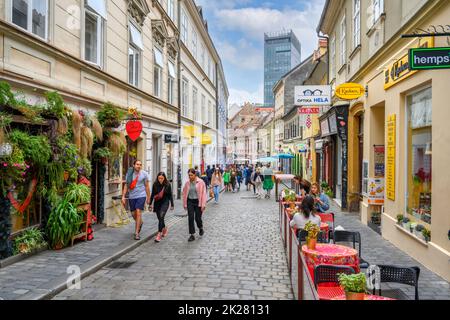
left=195, top=0, right=326, bottom=107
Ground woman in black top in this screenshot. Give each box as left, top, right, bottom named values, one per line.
left=149, top=172, right=174, bottom=243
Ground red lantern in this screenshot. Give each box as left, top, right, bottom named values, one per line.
left=126, top=120, right=143, bottom=142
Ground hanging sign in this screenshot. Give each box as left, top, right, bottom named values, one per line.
left=386, top=115, right=396, bottom=200
left=294, top=85, right=331, bottom=106
left=298, top=107, right=320, bottom=114
left=335, top=83, right=365, bottom=100
left=409, top=47, right=450, bottom=70
left=126, top=120, right=143, bottom=142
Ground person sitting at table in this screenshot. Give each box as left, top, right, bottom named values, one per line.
left=310, top=182, right=330, bottom=213
left=290, top=195, right=322, bottom=230
left=293, top=175, right=311, bottom=197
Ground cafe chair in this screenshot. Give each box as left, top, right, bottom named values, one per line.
left=332, top=230, right=370, bottom=269
left=317, top=212, right=335, bottom=241
left=374, top=265, right=420, bottom=300
left=314, top=265, right=356, bottom=300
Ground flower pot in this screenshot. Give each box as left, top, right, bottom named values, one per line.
left=345, top=292, right=366, bottom=300
left=289, top=202, right=296, bottom=210
left=63, top=171, right=69, bottom=181
left=306, top=238, right=317, bottom=250
left=402, top=223, right=410, bottom=230
left=53, top=243, right=64, bottom=250
left=18, top=243, right=29, bottom=254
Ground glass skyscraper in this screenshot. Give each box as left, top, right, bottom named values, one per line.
left=264, top=30, right=301, bottom=106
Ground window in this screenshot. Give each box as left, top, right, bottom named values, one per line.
left=181, top=10, right=188, bottom=44
left=200, top=44, right=205, bottom=71
left=207, top=56, right=211, bottom=80
left=129, top=23, right=143, bottom=87
left=353, top=0, right=361, bottom=48
left=372, top=0, right=384, bottom=25
left=168, top=61, right=175, bottom=105
left=167, top=0, right=174, bottom=21
left=201, top=94, right=206, bottom=124
left=330, top=35, right=336, bottom=79
left=153, top=48, right=163, bottom=97
left=208, top=100, right=212, bottom=126
left=192, top=87, right=199, bottom=122
left=84, top=0, right=106, bottom=66
left=340, top=15, right=346, bottom=66
left=11, top=0, right=48, bottom=39
left=406, top=87, right=432, bottom=226
left=181, top=78, right=189, bottom=118
left=192, top=29, right=197, bottom=59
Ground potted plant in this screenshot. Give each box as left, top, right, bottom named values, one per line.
left=283, top=189, right=297, bottom=209
left=338, top=273, right=367, bottom=300
left=415, top=224, right=425, bottom=239
left=371, top=212, right=381, bottom=224
left=64, top=183, right=91, bottom=207
left=96, top=102, right=126, bottom=128
left=93, top=147, right=112, bottom=164
left=422, top=228, right=431, bottom=243
left=46, top=199, right=82, bottom=249
left=402, top=217, right=410, bottom=230
left=304, top=221, right=321, bottom=250
left=13, top=227, right=47, bottom=255
left=396, top=214, right=404, bottom=225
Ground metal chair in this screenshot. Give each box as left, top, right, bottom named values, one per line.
left=374, top=265, right=420, bottom=300
left=314, top=265, right=356, bottom=300
left=317, top=212, right=335, bottom=241
left=332, top=230, right=370, bottom=269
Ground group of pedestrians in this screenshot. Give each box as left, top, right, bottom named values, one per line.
left=121, top=160, right=211, bottom=243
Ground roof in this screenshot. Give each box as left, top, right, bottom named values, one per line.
left=273, top=54, right=314, bottom=94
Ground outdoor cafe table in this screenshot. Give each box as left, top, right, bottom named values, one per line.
left=331, top=294, right=396, bottom=300
left=302, top=244, right=360, bottom=282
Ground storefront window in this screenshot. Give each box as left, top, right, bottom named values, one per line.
left=406, top=87, right=432, bottom=225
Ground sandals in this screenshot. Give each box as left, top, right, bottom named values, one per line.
left=134, top=234, right=141, bottom=240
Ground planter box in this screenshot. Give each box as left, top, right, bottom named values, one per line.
left=0, top=247, right=47, bottom=269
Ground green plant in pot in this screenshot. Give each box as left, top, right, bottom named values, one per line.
left=396, top=214, right=404, bottom=225
left=13, top=227, right=47, bottom=255
left=304, top=221, right=321, bottom=250
left=283, top=189, right=297, bottom=210
left=338, top=273, right=367, bottom=300
left=402, top=217, right=411, bottom=230
left=96, top=102, right=126, bottom=128
left=93, top=147, right=112, bottom=164
left=46, top=199, right=82, bottom=249
left=64, top=183, right=91, bottom=207
left=415, top=224, right=425, bottom=239
left=422, top=228, right=431, bottom=243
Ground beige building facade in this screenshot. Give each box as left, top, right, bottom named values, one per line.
left=319, top=0, right=450, bottom=281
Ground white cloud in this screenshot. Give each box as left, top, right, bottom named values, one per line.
left=229, top=84, right=264, bottom=106
left=216, top=38, right=263, bottom=71
left=214, top=2, right=325, bottom=57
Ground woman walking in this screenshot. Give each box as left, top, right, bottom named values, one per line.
left=252, top=167, right=264, bottom=199
left=223, top=168, right=231, bottom=192
left=149, top=172, right=174, bottom=243
left=211, top=168, right=223, bottom=204
left=230, top=169, right=237, bottom=193
left=183, top=169, right=208, bottom=242
left=122, top=160, right=151, bottom=240
left=262, top=163, right=274, bottom=199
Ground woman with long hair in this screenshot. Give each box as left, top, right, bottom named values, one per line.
left=149, top=172, right=174, bottom=243
left=182, top=169, right=207, bottom=242
left=289, top=195, right=322, bottom=230
left=211, top=168, right=223, bottom=204
left=311, top=182, right=330, bottom=213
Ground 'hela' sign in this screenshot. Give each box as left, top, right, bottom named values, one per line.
left=294, top=85, right=331, bottom=106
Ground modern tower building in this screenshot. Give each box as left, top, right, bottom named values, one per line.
left=264, top=30, right=302, bottom=106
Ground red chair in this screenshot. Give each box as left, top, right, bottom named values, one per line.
left=314, top=265, right=356, bottom=300
left=317, top=212, right=335, bottom=241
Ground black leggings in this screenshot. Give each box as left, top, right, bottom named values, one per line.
left=155, top=201, right=169, bottom=232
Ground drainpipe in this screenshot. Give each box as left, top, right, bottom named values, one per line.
left=176, top=0, right=182, bottom=199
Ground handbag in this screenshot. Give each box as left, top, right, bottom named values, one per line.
left=209, top=188, right=214, bottom=198
left=154, top=187, right=165, bottom=202
left=129, top=172, right=140, bottom=190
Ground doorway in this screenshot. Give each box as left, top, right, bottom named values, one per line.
left=152, top=135, right=162, bottom=180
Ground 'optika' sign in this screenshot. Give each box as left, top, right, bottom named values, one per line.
left=409, top=47, right=450, bottom=70
left=294, top=85, right=331, bottom=106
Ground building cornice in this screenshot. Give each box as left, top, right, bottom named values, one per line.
left=151, top=0, right=180, bottom=36
left=0, top=20, right=179, bottom=114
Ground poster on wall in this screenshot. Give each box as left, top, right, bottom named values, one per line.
left=374, top=145, right=385, bottom=178
left=367, top=178, right=385, bottom=205
left=386, top=115, right=396, bottom=200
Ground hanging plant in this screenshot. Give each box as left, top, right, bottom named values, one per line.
left=96, top=102, right=126, bottom=128
left=12, top=93, right=45, bottom=124
left=78, top=157, right=92, bottom=178
left=107, top=131, right=127, bottom=157
left=57, top=116, right=69, bottom=136
left=80, top=126, right=94, bottom=159
left=0, top=112, right=13, bottom=144
left=43, top=91, right=66, bottom=119
left=0, top=81, right=17, bottom=107
left=91, top=116, right=103, bottom=142
left=57, top=138, right=80, bottom=181
left=72, top=110, right=82, bottom=149
left=8, top=130, right=52, bottom=168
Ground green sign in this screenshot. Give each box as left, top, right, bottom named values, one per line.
left=409, top=47, right=450, bottom=70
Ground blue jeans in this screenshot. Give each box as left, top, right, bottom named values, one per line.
left=213, top=185, right=220, bottom=202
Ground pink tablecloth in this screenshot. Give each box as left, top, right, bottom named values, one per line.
left=331, top=294, right=396, bottom=300
left=302, top=244, right=360, bottom=281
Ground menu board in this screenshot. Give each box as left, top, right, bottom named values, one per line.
left=374, top=145, right=385, bottom=178
left=368, top=178, right=385, bottom=205
left=386, top=115, right=396, bottom=200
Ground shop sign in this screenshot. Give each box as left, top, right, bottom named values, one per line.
left=328, top=113, right=338, bottom=135
left=164, top=134, right=179, bottom=143
left=294, top=85, right=331, bottom=106
left=384, top=37, right=434, bottom=90
left=374, top=145, right=385, bottom=178
left=335, top=83, right=365, bottom=100
left=297, top=144, right=308, bottom=153
left=298, top=107, right=320, bottom=114
left=201, top=133, right=212, bottom=145
left=125, top=120, right=143, bottom=142
left=409, top=47, right=450, bottom=70
left=320, top=118, right=330, bottom=136
left=386, top=115, right=396, bottom=200
left=315, top=140, right=323, bottom=151
left=367, top=178, right=385, bottom=206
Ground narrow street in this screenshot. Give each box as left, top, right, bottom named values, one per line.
left=53, top=190, right=294, bottom=300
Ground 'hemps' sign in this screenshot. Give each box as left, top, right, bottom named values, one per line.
left=294, top=85, right=331, bottom=106
left=409, top=47, right=450, bottom=70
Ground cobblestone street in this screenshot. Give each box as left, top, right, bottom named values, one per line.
left=53, top=190, right=294, bottom=300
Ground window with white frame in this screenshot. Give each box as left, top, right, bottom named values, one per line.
left=192, top=86, right=199, bottom=122
left=330, top=35, right=336, bottom=79
left=353, top=0, right=360, bottom=48
left=208, top=100, right=212, bottom=126
left=372, top=0, right=384, bottom=25
left=11, top=0, right=49, bottom=40
left=200, top=44, right=205, bottom=71
left=129, top=22, right=143, bottom=87
left=201, top=94, right=206, bottom=124
left=340, top=15, right=346, bottom=67
left=153, top=47, right=163, bottom=97
left=84, top=0, right=106, bottom=66
left=181, top=78, right=189, bottom=118
left=167, top=0, right=175, bottom=21
left=181, top=10, right=188, bottom=44
left=207, top=56, right=212, bottom=80
left=168, top=61, right=175, bottom=105
left=192, top=29, right=198, bottom=59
